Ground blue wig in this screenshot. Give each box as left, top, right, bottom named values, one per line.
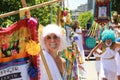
left=102, top=29, right=115, bottom=42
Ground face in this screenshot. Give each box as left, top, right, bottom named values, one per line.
left=113, top=15, right=118, bottom=20
left=105, top=39, right=112, bottom=47
left=44, top=33, right=60, bottom=53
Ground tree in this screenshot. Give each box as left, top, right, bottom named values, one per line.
left=0, top=0, right=60, bottom=27
left=78, top=11, right=93, bottom=29
left=0, top=0, right=22, bottom=27
left=26, top=0, right=59, bottom=26
left=111, top=0, right=120, bottom=14
left=111, top=0, right=120, bottom=22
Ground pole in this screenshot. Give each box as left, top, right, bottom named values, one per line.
left=0, top=0, right=63, bottom=18
left=21, top=0, right=27, bottom=7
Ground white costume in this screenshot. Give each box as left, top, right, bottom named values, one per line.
left=75, top=29, right=85, bottom=61
left=39, top=24, right=68, bottom=80
left=65, top=25, right=73, bottom=46
left=109, top=22, right=120, bottom=38
left=99, top=47, right=117, bottom=80
left=40, top=50, right=62, bottom=80
left=115, top=48, right=120, bottom=76
left=93, top=53, right=101, bottom=74
left=74, top=28, right=86, bottom=78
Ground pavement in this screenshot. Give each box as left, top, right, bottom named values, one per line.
left=81, top=60, right=98, bottom=80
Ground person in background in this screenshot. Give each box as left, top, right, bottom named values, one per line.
left=88, top=29, right=120, bottom=80
left=109, top=11, right=120, bottom=80
left=87, top=51, right=101, bottom=80
left=115, top=38, right=120, bottom=80
left=72, top=21, right=86, bottom=79
left=109, top=11, right=120, bottom=39
left=38, top=24, right=68, bottom=80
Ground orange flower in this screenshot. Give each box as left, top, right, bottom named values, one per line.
left=26, top=40, right=40, bottom=56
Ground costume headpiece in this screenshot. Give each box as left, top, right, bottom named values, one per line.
left=39, top=24, right=67, bottom=51
left=102, top=29, right=115, bottom=42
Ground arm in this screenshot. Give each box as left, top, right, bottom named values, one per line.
left=113, top=42, right=120, bottom=49
left=113, top=25, right=120, bottom=28
left=109, top=24, right=120, bottom=29
left=116, top=28, right=120, bottom=34
left=76, top=31, right=82, bottom=34
left=87, top=41, right=103, bottom=59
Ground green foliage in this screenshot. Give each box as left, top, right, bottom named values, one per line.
left=78, top=11, right=93, bottom=29
left=0, top=0, right=59, bottom=27
left=26, top=0, right=59, bottom=26
left=118, top=16, right=120, bottom=23
left=31, top=5, right=58, bottom=26
left=1, top=19, right=13, bottom=27
left=0, top=0, right=22, bottom=27
left=0, top=0, right=22, bottom=13
left=111, top=0, right=120, bottom=23
left=111, top=0, right=120, bottom=14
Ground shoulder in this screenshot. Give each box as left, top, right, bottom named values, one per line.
left=110, top=42, right=120, bottom=50
left=75, top=28, right=82, bottom=33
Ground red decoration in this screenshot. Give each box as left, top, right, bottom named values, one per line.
left=0, top=18, right=40, bottom=80
left=63, top=10, right=68, bottom=16
left=27, top=17, right=38, bottom=42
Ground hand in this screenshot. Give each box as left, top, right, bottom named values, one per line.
left=78, top=64, right=85, bottom=71
left=86, top=57, right=90, bottom=61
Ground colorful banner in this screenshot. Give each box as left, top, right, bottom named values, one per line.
left=94, top=0, right=111, bottom=24
left=0, top=57, right=30, bottom=80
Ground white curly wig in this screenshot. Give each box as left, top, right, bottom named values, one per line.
left=38, top=24, right=68, bottom=52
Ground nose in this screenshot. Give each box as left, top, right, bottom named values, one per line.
left=50, top=38, right=55, bottom=42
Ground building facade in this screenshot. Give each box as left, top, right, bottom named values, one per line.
left=71, top=0, right=95, bottom=20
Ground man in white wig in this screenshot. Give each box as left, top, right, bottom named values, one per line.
left=38, top=24, right=68, bottom=80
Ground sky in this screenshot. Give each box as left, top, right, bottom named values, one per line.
left=65, top=0, right=87, bottom=10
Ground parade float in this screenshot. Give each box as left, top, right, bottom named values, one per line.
left=0, top=0, right=63, bottom=80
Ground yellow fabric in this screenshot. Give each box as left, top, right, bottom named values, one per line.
left=65, top=49, right=73, bottom=62
left=19, top=27, right=29, bottom=53
left=0, top=52, right=28, bottom=63
left=78, top=55, right=84, bottom=64
left=19, top=7, right=31, bottom=19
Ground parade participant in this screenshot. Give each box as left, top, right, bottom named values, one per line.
left=38, top=24, right=68, bottom=80
left=115, top=38, right=120, bottom=80
left=72, top=21, right=86, bottom=78
left=87, top=51, right=101, bottom=80
left=109, top=11, right=120, bottom=38
left=88, top=29, right=120, bottom=80
left=93, top=52, right=101, bottom=80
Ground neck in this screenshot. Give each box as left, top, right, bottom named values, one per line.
left=113, top=20, right=118, bottom=24
left=49, top=50, right=57, bottom=59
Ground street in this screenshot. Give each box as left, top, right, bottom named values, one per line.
left=84, top=60, right=98, bottom=80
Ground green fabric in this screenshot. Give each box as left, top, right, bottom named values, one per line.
left=85, top=37, right=96, bottom=48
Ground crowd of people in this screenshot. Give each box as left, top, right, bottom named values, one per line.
left=0, top=5, right=120, bottom=80
left=38, top=21, right=87, bottom=80
left=87, top=11, right=120, bottom=80
left=38, top=11, right=120, bottom=80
